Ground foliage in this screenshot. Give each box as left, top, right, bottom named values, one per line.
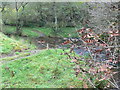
left=2, top=2, right=89, bottom=29
left=61, top=27, right=119, bottom=88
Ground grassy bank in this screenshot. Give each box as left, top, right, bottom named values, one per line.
left=2, top=49, right=84, bottom=88
left=0, top=32, right=36, bottom=54
left=3, top=25, right=77, bottom=38
left=1, top=33, right=108, bottom=88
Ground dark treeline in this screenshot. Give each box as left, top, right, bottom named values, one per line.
left=2, top=2, right=89, bottom=27
left=0, top=2, right=118, bottom=36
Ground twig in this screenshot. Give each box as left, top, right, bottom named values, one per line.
left=111, top=74, right=120, bottom=89
left=104, top=45, right=120, bottom=48
left=81, top=70, right=97, bottom=88
left=107, top=79, right=119, bottom=89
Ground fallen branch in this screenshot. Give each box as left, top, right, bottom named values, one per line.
left=104, top=45, right=120, bottom=48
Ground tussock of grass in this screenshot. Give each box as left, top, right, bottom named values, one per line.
left=0, top=32, right=36, bottom=54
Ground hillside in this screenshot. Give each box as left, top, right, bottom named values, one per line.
left=0, top=32, right=35, bottom=55
left=0, top=33, right=84, bottom=88
left=2, top=49, right=85, bottom=88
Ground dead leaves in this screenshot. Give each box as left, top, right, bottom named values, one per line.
left=83, top=82, right=88, bottom=88
left=70, top=59, right=77, bottom=63
left=61, top=27, right=119, bottom=88
left=109, top=30, right=119, bottom=37
left=61, top=40, right=72, bottom=45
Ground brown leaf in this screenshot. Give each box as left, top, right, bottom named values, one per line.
left=70, top=59, right=77, bottom=63
left=76, top=65, right=80, bottom=69
left=110, top=33, right=120, bottom=37
left=37, top=40, right=45, bottom=43
left=94, top=49, right=103, bottom=53
left=86, top=28, right=93, bottom=32
left=99, top=43, right=107, bottom=47
left=61, top=40, right=71, bottom=45
left=89, top=67, right=97, bottom=74
left=78, top=77, right=84, bottom=81
left=69, top=86, right=74, bottom=88
left=99, top=64, right=108, bottom=72
left=77, top=27, right=86, bottom=33
left=83, top=82, right=88, bottom=88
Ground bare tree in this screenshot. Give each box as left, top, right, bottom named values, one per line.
left=15, top=2, right=28, bottom=36
left=54, top=2, right=58, bottom=33
left=0, top=2, right=9, bottom=32
left=87, top=2, right=119, bottom=33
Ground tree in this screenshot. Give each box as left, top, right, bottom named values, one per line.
left=87, top=2, right=119, bottom=33
left=0, top=2, right=9, bottom=32
left=15, top=2, right=28, bottom=36
left=1, top=2, right=90, bottom=37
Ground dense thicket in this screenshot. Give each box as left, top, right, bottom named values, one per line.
left=1, top=2, right=89, bottom=27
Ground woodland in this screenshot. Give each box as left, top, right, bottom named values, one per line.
left=0, top=2, right=120, bottom=89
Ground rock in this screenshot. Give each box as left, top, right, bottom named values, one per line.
left=73, top=47, right=90, bottom=56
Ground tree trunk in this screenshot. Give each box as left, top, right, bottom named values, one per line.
left=15, top=2, right=28, bottom=36
left=0, top=2, right=4, bottom=32
left=0, top=9, right=2, bottom=32
left=15, top=2, right=21, bottom=36
left=54, top=4, right=57, bottom=31
left=53, top=2, right=58, bottom=36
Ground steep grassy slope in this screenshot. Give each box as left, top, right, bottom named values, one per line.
left=2, top=49, right=85, bottom=88
left=0, top=32, right=35, bottom=54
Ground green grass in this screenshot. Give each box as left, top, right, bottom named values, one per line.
left=32, top=27, right=53, bottom=36
left=22, top=29, right=40, bottom=38
left=2, top=49, right=84, bottom=88
left=33, top=27, right=78, bottom=37
left=0, top=32, right=36, bottom=54
left=0, top=52, right=31, bottom=62
left=59, top=27, right=78, bottom=37
left=3, top=25, right=78, bottom=38
left=2, top=25, right=16, bottom=34
left=3, top=25, right=39, bottom=38
left=1, top=26, right=109, bottom=88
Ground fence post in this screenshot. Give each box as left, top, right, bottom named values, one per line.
left=47, top=43, right=49, bottom=50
